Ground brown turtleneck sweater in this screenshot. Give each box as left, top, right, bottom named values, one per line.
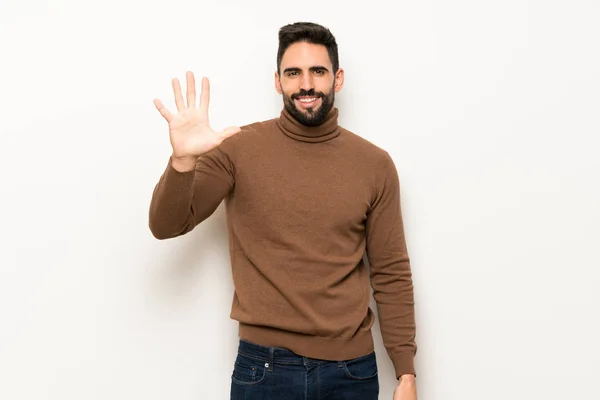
left=148, top=107, right=417, bottom=378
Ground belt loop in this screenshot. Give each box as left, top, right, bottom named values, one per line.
left=267, top=347, right=274, bottom=371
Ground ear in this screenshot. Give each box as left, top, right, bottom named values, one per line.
left=334, top=68, right=345, bottom=92
left=274, top=71, right=282, bottom=94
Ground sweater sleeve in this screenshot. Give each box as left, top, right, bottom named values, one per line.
left=365, top=151, right=417, bottom=379
left=148, top=146, right=235, bottom=240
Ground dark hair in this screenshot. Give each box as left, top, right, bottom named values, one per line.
left=277, top=22, right=339, bottom=74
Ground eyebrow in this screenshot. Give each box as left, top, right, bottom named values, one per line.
left=283, top=66, right=330, bottom=74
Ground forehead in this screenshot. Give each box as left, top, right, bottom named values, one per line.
left=280, top=42, right=332, bottom=69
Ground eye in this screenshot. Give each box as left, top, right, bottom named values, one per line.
left=314, top=69, right=325, bottom=75
left=287, top=71, right=298, bottom=77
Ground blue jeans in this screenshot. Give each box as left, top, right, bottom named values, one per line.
left=230, top=339, right=379, bottom=399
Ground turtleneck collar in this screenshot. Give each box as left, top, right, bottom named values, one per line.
left=276, top=106, right=341, bottom=143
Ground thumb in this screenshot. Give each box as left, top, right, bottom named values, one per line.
left=219, top=126, right=241, bottom=140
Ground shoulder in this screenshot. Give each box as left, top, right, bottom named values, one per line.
left=220, top=117, right=278, bottom=147
left=243, top=117, right=281, bottom=137
left=338, top=126, right=394, bottom=166
left=210, top=116, right=276, bottom=155
left=337, top=126, right=401, bottom=195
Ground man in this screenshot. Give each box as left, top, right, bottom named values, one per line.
left=149, top=22, right=418, bottom=399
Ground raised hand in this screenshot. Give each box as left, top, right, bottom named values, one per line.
left=153, top=71, right=240, bottom=171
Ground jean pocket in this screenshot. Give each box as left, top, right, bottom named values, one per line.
left=231, top=354, right=268, bottom=386
left=342, top=352, right=378, bottom=380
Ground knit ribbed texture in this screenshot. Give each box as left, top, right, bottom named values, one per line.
left=149, top=107, right=417, bottom=378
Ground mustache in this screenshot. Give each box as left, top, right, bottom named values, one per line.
left=291, top=89, right=325, bottom=99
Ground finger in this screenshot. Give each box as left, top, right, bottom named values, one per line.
left=218, top=126, right=241, bottom=141
left=172, top=78, right=185, bottom=111
left=199, top=77, right=210, bottom=116
left=186, top=71, right=196, bottom=108
left=153, top=98, right=172, bottom=122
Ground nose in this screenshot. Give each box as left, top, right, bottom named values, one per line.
left=300, top=73, right=314, bottom=92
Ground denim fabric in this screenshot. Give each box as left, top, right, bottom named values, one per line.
left=230, top=339, right=379, bottom=399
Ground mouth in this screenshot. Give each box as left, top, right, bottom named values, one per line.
left=294, top=96, right=321, bottom=109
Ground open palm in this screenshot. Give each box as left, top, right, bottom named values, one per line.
left=153, top=71, right=240, bottom=161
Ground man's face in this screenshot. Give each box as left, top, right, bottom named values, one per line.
left=275, top=42, right=344, bottom=126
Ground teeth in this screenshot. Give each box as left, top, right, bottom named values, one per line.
left=299, top=98, right=317, bottom=103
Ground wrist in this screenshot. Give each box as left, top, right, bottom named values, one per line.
left=399, top=374, right=416, bottom=385
left=170, top=155, right=197, bottom=172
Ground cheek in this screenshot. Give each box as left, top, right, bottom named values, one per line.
left=316, top=79, right=335, bottom=93
left=280, top=85, right=297, bottom=98
left=280, top=78, right=302, bottom=94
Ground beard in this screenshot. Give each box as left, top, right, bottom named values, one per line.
left=282, top=83, right=335, bottom=127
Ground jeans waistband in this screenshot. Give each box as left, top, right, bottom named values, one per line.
left=237, top=339, right=315, bottom=366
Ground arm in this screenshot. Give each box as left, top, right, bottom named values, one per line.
left=365, top=151, right=417, bottom=380
left=148, top=147, right=234, bottom=239
left=148, top=71, right=240, bottom=239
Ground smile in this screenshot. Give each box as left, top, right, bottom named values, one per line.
left=295, top=96, right=321, bottom=108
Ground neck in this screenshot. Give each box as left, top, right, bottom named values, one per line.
left=277, top=106, right=340, bottom=143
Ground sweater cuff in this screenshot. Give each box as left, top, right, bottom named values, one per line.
left=163, top=156, right=195, bottom=181
left=391, top=352, right=416, bottom=380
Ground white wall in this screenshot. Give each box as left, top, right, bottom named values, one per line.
left=1, top=0, right=598, bottom=399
